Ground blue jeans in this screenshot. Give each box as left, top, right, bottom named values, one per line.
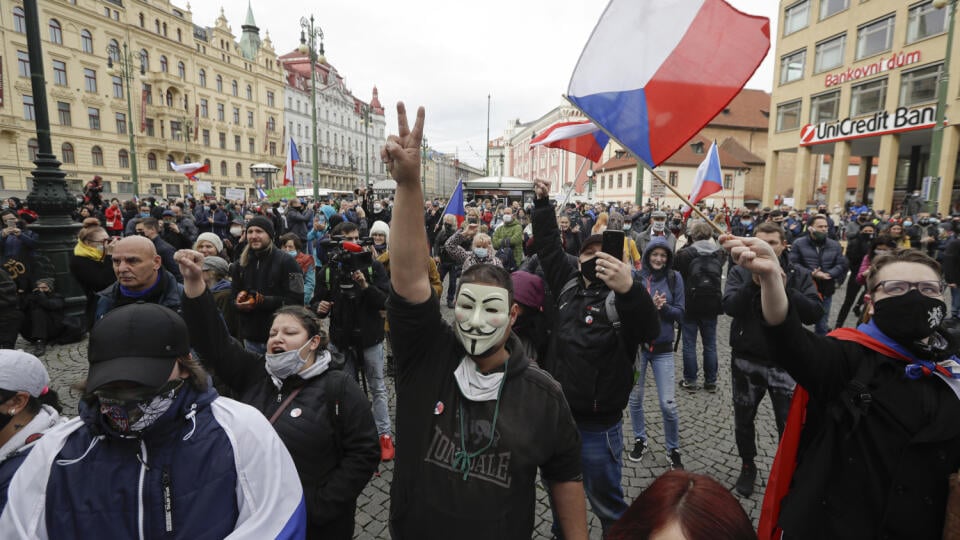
left=815, top=295, right=833, bottom=335
left=330, top=342, right=392, bottom=436
left=629, top=350, right=680, bottom=452
left=243, top=340, right=266, bottom=355
left=578, top=422, right=628, bottom=534
left=681, top=317, right=718, bottom=385
left=437, top=262, right=460, bottom=303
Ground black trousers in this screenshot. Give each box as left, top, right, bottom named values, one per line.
left=732, top=356, right=795, bottom=461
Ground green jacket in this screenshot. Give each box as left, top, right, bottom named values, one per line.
left=492, top=220, right=524, bottom=266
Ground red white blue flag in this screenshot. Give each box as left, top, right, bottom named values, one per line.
left=529, top=120, right=609, bottom=163
left=444, top=178, right=466, bottom=226
left=169, top=161, right=209, bottom=181
left=284, top=137, right=300, bottom=186
left=683, top=140, right=723, bottom=218
left=566, top=0, right=769, bottom=169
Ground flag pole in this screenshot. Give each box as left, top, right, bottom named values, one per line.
left=555, top=158, right=590, bottom=216
left=562, top=95, right=723, bottom=234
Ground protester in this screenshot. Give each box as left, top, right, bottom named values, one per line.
left=280, top=233, right=317, bottom=305
left=0, top=350, right=66, bottom=511
left=721, top=235, right=960, bottom=539
left=383, top=103, right=587, bottom=539
left=444, top=222, right=503, bottom=272
left=95, top=235, right=182, bottom=318
left=70, top=219, right=117, bottom=329
left=789, top=214, right=848, bottom=335
left=0, top=302, right=307, bottom=537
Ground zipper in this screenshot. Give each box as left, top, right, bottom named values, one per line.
left=137, top=440, right=149, bottom=540
left=161, top=468, right=173, bottom=533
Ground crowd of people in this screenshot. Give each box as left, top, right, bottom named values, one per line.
left=0, top=102, right=959, bottom=538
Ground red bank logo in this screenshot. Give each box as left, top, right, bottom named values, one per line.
left=800, top=124, right=816, bottom=144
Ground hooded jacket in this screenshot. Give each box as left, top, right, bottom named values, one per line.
left=0, top=383, right=307, bottom=539
left=0, top=405, right=67, bottom=512
left=636, top=239, right=685, bottom=352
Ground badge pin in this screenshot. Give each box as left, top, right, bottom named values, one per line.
left=585, top=315, right=594, bottom=325
left=290, top=408, right=302, bottom=418
left=434, top=401, right=444, bottom=415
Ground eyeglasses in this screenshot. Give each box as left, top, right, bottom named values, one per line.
left=871, top=280, right=945, bottom=297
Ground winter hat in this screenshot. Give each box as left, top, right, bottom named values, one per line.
left=246, top=216, right=275, bottom=238
left=201, top=256, right=230, bottom=276
left=370, top=220, right=390, bottom=244
left=510, top=271, right=545, bottom=311
left=36, top=278, right=55, bottom=292
left=0, top=350, right=50, bottom=398
left=195, top=232, right=224, bottom=254
left=580, top=234, right=604, bottom=255
left=607, top=212, right=624, bottom=231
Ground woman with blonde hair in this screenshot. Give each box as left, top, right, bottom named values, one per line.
left=444, top=222, right=503, bottom=272
left=68, top=218, right=116, bottom=329
left=592, top=211, right=609, bottom=234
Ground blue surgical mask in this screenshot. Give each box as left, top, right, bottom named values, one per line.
left=286, top=250, right=298, bottom=257
left=904, top=221, right=913, bottom=227
left=473, top=248, right=488, bottom=259
left=264, top=339, right=313, bottom=380
left=140, top=212, right=150, bottom=218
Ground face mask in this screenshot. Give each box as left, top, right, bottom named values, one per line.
left=741, top=219, right=753, bottom=226
left=453, top=283, right=512, bottom=357
left=904, top=221, right=913, bottom=228
left=453, top=356, right=505, bottom=402
left=651, top=220, right=666, bottom=232
left=624, top=222, right=632, bottom=230
left=860, top=232, right=874, bottom=241
left=264, top=339, right=313, bottom=380
left=140, top=212, right=150, bottom=218
left=811, top=231, right=827, bottom=242
left=230, top=226, right=242, bottom=237
left=502, top=214, right=513, bottom=223
left=580, top=256, right=599, bottom=283
left=98, top=379, right=184, bottom=434
left=286, top=250, right=298, bottom=257
left=872, top=290, right=946, bottom=344
left=373, top=204, right=383, bottom=212
left=473, top=247, right=488, bottom=259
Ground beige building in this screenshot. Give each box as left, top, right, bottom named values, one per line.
left=0, top=1, right=285, bottom=200
left=765, top=0, right=960, bottom=214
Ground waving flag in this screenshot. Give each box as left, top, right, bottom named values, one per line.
left=169, top=161, right=209, bottom=181
left=567, top=0, right=769, bottom=169
left=284, top=137, right=300, bottom=186
left=530, top=120, right=609, bottom=163
left=256, top=186, right=268, bottom=200
left=688, top=140, right=723, bottom=209
left=443, top=178, right=466, bottom=226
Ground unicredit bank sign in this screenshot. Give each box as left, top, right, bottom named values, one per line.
left=799, top=105, right=937, bottom=146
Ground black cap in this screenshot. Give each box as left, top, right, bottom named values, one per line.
left=246, top=215, right=275, bottom=238
left=87, top=303, right=189, bottom=392
left=580, top=234, right=604, bottom=255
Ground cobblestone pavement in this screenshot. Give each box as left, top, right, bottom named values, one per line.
left=31, top=279, right=851, bottom=539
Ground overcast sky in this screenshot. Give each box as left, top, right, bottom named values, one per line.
left=190, top=1, right=779, bottom=168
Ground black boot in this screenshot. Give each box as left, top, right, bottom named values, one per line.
left=735, top=461, right=757, bottom=497
left=34, top=340, right=46, bottom=357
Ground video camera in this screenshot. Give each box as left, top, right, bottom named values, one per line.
left=322, top=235, right=375, bottom=282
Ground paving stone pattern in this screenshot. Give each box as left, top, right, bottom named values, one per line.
left=33, top=280, right=850, bottom=539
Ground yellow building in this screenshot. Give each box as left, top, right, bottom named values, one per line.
left=764, top=0, right=960, bottom=214
left=0, top=1, right=285, bottom=200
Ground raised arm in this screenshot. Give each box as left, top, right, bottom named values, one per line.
left=381, top=103, right=430, bottom=303
left=720, top=235, right=788, bottom=326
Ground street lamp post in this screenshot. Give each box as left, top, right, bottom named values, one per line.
left=299, top=15, right=324, bottom=202
left=928, top=0, right=957, bottom=214
left=362, top=105, right=372, bottom=190
left=107, top=42, right=144, bottom=199
left=421, top=136, right=428, bottom=198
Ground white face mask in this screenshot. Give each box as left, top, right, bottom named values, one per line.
left=264, top=339, right=313, bottom=379
left=373, top=203, right=383, bottom=212
left=651, top=220, right=666, bottom=232
left=453, top=283, right=512, bottom=357
left=502, top=214, right=513, bottom=223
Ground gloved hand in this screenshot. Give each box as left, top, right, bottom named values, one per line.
left=235, top=291, right=264, bottom=312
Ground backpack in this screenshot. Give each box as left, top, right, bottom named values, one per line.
left=497, top=237, right=518, bottom=272
left=684, top=250, right=724, bottom=318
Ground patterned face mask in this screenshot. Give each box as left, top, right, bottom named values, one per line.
left=98, top=379, right=184, bottom=433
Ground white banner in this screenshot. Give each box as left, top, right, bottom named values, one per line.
left=196, top=181, right=213, bottom=194
left=224, top=188, right=246, bottom=200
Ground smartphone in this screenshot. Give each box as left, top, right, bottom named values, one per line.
left=602, top=230, right=624, bottom=258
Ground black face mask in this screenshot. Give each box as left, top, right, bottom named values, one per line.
left=580, top=257, right=599, bottom=283
left=860, top=232, right=874, bottom=241
left=872, top=290, right=947, bottom=344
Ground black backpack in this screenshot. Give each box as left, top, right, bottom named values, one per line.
left=497, top=238, right=518, bottom=272
left=684, top=251, right=724, bottom=318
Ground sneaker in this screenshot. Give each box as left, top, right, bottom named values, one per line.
left=679, top=380, right=699, bottom=392
left=628, top=439, right=647, bottom=462
left=380, top=434, right=395, bottom=462
left=703, top=382, right=717, bottom=393
left=668, top=449, right=684, bottom=470
left=735, top=461, right=757, bottom=497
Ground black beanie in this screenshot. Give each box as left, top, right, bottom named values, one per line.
left=246, top=215, right=275, bottom=238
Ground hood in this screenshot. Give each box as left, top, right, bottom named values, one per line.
left=690, top=238, right=720, bottom=255
left=641, top=237, right=674, bottom=276
left=320, top=205, right=336, bottom=219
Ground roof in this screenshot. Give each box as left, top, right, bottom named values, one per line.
left=707, top=88, right=770, bottom=130
left=660, top=135, right=748, bottom=169
left=719, top=137, right=764, bottom=165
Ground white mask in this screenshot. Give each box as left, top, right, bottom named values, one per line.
left=453, top=283, right=512, bottom=357
left=651, top=220, right=666, bottom=232
left=502, top=214, right=513, bottom=223
left=453, top=356, right=505, bottom=401
left=264, top=339, right=313, bottom=379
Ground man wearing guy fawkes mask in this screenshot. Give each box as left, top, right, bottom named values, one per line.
left=384, top=102, right=587, bottom=540
left=532, top=178, right=660, bottom=535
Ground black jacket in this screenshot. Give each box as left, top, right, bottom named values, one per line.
left=943, top=236, right=960, bottom=285
left=386, top=291, right=581, bottom=540
left=231, top=245, right=305, bottom=343
left=312, top=259, right=389, bottom=348
left=764, top=307, right=960, bottom=539
left=723, top=256, right=823, bottom=364
left=789, top=234, right=849, bottom=296
left=532, top=197, right=660, bottom=426
left=181, top=290, right=380, bottom=540
left=150, top=234, right=183, bottom=282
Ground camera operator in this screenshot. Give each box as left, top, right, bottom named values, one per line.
left=311, top=221, right=394, bottom=461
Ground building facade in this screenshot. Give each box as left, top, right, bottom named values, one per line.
left=764, top=0, right=960, bottom=214
left=278, top=48, right=387, bottom=194
left=0, top=1, right=286, bottom=200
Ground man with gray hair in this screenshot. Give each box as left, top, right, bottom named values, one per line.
left=637, top=210, right=677, bottom=254
left=673, top=220, right=726, bottom=391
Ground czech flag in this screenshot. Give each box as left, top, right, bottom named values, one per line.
left=683, top=140, right=723, bottom=218
left=169, top=161, right=210, bottom=181
left=567, top=0, right=769, bottom=169
left=256, top=186, right=268, bottom=200
left=284, top=137, right=300, bottom=186
left=529, top=120, right=609, bottom=163
left=444, top=178, right=466, bottom=226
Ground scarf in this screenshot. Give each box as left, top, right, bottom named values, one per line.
left=118, top=272, right=162, bottom=299
left=73, top=241, right=103, bottom=262
left=453, top=356, right=506, bottom=402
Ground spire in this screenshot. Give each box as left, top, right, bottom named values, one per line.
left=238, top=1, right=261, bottom=61
left=370, top=86, right=383, bottom=113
